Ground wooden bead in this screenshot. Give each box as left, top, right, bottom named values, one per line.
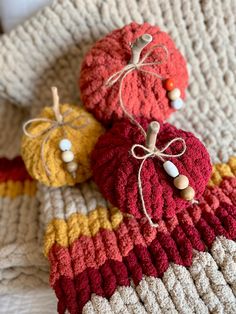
left=173, top=175, right=189, bottom=190
left=180, top=186, right=195, bottom=201
left=163, top=161, right=179, bottom=178
left=61, top=150, right=74, bottom=163
left=66, top=161, right=78, bottom=172
left=164, top=78, right=175, bottom=91
left=168, top=88, right=181, bottom=100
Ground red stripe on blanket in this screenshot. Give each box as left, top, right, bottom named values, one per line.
left=0, top=156, right=32, bottom=181
left=49, top=201, right=236, bottom=313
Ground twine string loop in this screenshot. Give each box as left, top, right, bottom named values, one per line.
left=105, top=43, right=188, bottom=228
left=23, top=108, right=88, bottom=177
left=105, top=44, right=169, bottom=136
left=130, top=126, right=187, bottom=228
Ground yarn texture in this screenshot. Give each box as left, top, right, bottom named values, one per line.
left=0, top=157, right=49, bottom=295
left=0, top=0, right=236, bottom=311
left=21, top=104, right=104, bottom=187
left=92, top=119, right=212, bottom=221
left=41, top=158, right=236, bottom=314
left=79, top=22, right=188, bottom=125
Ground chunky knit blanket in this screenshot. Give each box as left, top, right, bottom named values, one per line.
left=0, top=0, right=236, bottom=312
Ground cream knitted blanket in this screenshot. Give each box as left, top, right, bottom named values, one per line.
left=0, top=0, right=235, bottom=310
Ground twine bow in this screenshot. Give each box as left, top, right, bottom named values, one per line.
left=23, top=87, right=88, bottom=178
left=130, top=123, right=187, bottom=228
left=105, top=38, right=189, bottom=227
left=105, top=44, right=169, bottom=136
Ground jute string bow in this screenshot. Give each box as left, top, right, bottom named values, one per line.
left=130, top=121, right=186, bottom=227
left=105, top=34, right=188, bottom=227
left=23, top=87, right=87, bottom=178
left=105, top=42, right=169, bottom=136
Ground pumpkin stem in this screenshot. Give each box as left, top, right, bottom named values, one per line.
left=130, top=33, right=153, bottom=64
left=146, top=121, right=160, bottom=152
left=51, top=86, right=63, bottom=123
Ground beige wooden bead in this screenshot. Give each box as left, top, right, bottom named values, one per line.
left=66, top=161, right=78, bottom=173
left=61, top=150, right=74, bottom=163
left=168, top=88, right=181, bottom=100
left=180, top=186, right=195, bottom=201
left=173, top=175, right=189, bottom=190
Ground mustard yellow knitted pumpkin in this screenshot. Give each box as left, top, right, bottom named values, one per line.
left=21, top=88, right=104, bottom=187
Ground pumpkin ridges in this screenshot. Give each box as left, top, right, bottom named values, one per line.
left=92, top=119, right=211, bottom=221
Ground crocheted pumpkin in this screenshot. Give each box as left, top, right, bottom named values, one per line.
left=91, top=119, right=212, bottom=222
left=21, top=103, right=104, bottom=187
left=79, top=22, right=188, bottom=125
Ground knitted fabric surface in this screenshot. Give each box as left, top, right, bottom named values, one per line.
left=0, top=157, right=49, bottom=293
left=79, top=22, right=188, bottom=124
left=92, top=119, right=211, bottom=221
left=21, top=104, right=104, bottom=187
left=41, top=157, right=236, bottom=314
left=0, top=0, right=235, bottom=312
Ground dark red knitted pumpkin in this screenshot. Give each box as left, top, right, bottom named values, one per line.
left=91, top=119, right=212, bottom=223
left=79, top=22, right=188, bottom=125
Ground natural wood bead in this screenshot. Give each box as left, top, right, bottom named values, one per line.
left=61, top=150, right=74, bottom=163
left=66, top=161, right=78, bottom=173
left=168, top=88, right=181, bottom=100
left=173, top=175, right=189, bottom=190
left=180, top=186, right=195, bottom=201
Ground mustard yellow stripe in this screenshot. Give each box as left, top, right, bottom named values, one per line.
left=0, top=180, right=37, bottom=198
left=44, top=157, right=236, bottom=256
left=44, top=206, right=123, bottom=256
left=208, top=156, right=236, bottom=187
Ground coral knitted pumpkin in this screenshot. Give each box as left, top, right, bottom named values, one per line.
left=79, top=22, right=188, bottom=125
left=91, top=119, right=212, bottom=223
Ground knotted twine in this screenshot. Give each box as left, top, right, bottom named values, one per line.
left=131, top=122, right=186, bottom=227
left=23, top=87, right=88, bottom=178
left=105, top=44, right=169, bottom=136
left=105, top=41, right=188, bottom=227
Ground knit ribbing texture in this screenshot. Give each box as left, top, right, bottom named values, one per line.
left=79, top=22, right=188, bottom=125
left=41, top=156, right=236, bottom=313
left=0, top=157, right=48, bottom=293
left=92, top=119, right=211, bottom=221
left=0, top=0, right=236, bottom=311
left=21, top=104, right=104, bottom=187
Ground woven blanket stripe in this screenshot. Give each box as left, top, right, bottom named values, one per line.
left=44, top=157, right=236, bottom=254
left=45, top=180, right=236, bottom=257
left=41, top=158, right=236, bottom=313
left=50, top=239, right=236, bottom=313
left=0, top=157, right=37, bottom=249
left=39, top=180, right=108, bottom=227
left=0, top=157, right=49, bottom=293
left=47, top=193, right=236, bottom=313
left=0, top=157, right=36, bottom=198
left=0, top=0, right=235, bottom=163
left=41, top=157, right=236, bottom=230
left=0, top=156, right=32, bottom=181
left=70, top=247, right=236, bottom=314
